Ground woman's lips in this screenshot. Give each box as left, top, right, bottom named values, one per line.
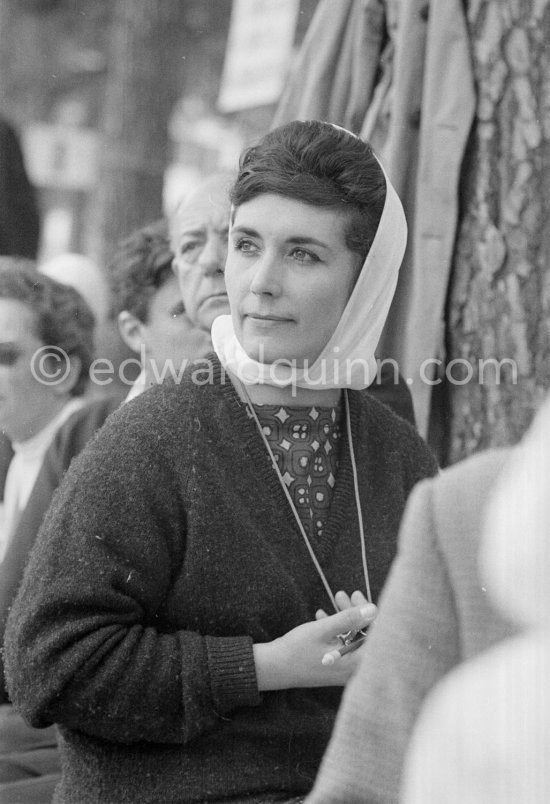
left=245, top=313, right=292, bottom=323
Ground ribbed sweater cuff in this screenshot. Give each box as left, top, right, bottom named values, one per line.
left=205, top=635, right=261, bottom=714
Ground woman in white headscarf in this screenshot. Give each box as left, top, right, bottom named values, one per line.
left=5, top=121, right=436, bottom=804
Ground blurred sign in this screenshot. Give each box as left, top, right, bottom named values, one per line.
left=218, top=0, right=299, bottom=112
left=23, top=123, right=100, bottom=191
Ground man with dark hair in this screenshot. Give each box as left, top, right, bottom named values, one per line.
left=109, top=218, right=209, bottom=396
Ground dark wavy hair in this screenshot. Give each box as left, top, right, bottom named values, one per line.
left=0, top=258, right=95, bottom=396
left=108, top=219, right=175, bottom=323
left=231, top=120, right=386, bottom=264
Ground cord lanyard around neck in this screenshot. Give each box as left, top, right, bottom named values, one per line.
left=242, top=386, right=372, bottom=614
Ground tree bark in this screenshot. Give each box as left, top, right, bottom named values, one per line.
left=445, top=0, right=550, bottom=464
left=86, top=0, right=187, bottom=264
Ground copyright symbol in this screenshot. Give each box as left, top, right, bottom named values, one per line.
left=31, top=345, right=71, bottom=386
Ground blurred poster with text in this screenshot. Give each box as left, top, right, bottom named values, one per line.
left=218, top=0, right=299, bottom=112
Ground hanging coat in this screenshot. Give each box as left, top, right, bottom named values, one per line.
left=274, top=0, right=475, bottom=435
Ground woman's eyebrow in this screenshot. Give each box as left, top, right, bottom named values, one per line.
left=286, top=236, right=330, bottom=249
left=230, top=225, right=259, bottom=237
left=231, top=227, right=330, bottom=251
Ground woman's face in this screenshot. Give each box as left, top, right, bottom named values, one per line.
left=225, top=194, right=359, bottom=366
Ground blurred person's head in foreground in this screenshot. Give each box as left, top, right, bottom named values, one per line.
left=0, top=258, right=94, bottom=443
left=401, top=398, right=550, bottom=804
left=109, top=219, right=210, bottom=384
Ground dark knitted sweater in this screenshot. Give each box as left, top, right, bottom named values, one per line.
left=4, top=358, right=437, bottom=804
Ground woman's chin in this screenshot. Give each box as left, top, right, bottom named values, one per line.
left=243, top=346, right=279, bottom=365
left=243, top=345, right=314, bottom=368
left=237, top=333, right=316, bottom=367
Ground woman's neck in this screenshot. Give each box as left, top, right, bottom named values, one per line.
left=227, top=368, right=342, bottom=407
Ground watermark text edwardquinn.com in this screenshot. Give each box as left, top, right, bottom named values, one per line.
left=30, top=344, right=518, bottom=394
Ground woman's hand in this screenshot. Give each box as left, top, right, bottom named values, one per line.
left=315, top=589, right=370, bottom=620
left=253, top=599, right=377, bottom=691
left=315, top=590, right=373, bottom=666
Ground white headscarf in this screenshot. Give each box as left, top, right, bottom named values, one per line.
left=212, top=150, right=407, bottom=391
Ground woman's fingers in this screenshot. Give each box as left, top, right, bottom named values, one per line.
left=321, top=636, right=367, bottom=666
left=334, top=590, right=369, bottom=611
left=350, top=590, right=369, bottom=606
left=317, top=591, right=371, bottom=620
left=323, top=603, right=377, bottom=639
left=320, top=603, right=377, bottom=666
left=335, top=590, right=352, bottom=610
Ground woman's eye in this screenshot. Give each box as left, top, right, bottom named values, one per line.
left=291, top=248, right=318, bottom=264
left=234, top=238, right=258, bottom=255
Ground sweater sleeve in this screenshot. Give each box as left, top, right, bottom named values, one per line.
left=3, top=403, right=261, bottom=746
left=0, top=397, right=123, bottom=702
left=307, top=475, right=460, bottom=804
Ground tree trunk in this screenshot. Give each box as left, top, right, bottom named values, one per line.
left=444, top=0, right=550, bottom=464
left=86, top=0, right=187, bottom=264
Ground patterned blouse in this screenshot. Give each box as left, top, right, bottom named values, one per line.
left=252, top=403, right=343, bottom=540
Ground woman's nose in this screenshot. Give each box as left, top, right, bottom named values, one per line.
left=249, top=252, right=282, bottom=296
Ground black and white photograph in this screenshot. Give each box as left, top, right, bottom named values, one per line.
left=0, top=1, right=549, bottom=802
